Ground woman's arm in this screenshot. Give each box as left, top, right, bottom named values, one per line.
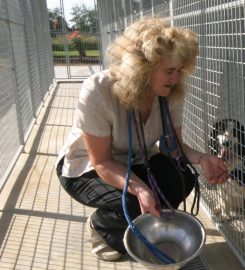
left=82, top=131, right=160, bottom=216
left=175, top=127, right=229, bottom=184
left=174, top=127, right=204, bottom=164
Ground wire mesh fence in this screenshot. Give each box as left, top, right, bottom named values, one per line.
left=97, top=0, right=245, bottom=266
left=0, top=0, right=54, bottom=189
left=47, top=0, right=102, bottom=78
left=172, top=0, right=245, bottom=265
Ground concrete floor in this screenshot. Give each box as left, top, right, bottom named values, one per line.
left=0, top=81, right=244, bottom=270
left=54, top=65, right=101, bottom=79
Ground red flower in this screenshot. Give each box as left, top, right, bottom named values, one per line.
left=67, top=31, right=81, bottom=41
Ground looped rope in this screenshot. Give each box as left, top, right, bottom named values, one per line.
left=122, top=112, right=175, bottom=264
left=132, top=111, right=175, bottom=214
left=159, top=97, right=201, bottom=216
left=191, top=173, right=201, bottom=216
left=122, top=97, right=201, bottom=264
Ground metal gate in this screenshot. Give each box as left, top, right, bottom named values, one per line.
left=47, top=0, right=102, bottom=79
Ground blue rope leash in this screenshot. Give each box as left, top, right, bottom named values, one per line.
left=122, top=111, right=175, bottom=265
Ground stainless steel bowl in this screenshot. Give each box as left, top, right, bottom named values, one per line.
left=123, top=210, right=206, bottom=270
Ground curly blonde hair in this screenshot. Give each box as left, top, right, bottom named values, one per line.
left=107, top=18, right=198, bottom=111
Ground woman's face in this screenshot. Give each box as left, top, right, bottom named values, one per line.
left=149, top=56, right=183, bottom=97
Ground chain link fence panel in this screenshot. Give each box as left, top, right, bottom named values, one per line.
left=0, top=0, right=55, bottom=189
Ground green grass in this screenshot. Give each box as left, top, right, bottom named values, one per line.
left=85, top=50, right=100, bottom=57
left=53, top=50, right=100, bottom=57
left=53, top=51, right=79, bottom=57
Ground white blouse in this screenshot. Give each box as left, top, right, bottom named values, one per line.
left=56, top=70, right=184, bottom=178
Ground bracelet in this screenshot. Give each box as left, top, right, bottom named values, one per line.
left=197, top=154, right=205, bottom=165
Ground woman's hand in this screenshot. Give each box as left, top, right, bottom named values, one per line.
left=199, top=154, right=229, bottom=184
left=135, top=186, right=160, bottom=217
left=82, top=132, right=161, bottom=217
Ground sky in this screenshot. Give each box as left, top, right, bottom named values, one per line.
left=47, top=0, right=95, bottom=26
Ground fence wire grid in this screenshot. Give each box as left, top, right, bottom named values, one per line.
left=47, top=0, right=102, bottom=79
left=0, top=0, right=54, bottom=189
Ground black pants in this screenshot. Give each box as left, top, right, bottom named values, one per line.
left=56, top=154, right=195, bottom=254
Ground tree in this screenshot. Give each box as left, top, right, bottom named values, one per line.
left=48, top=8, right=69, bottom=35
left=70, top=5, right=98, bottom=34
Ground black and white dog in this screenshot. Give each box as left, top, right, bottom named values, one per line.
left=209, top=118, right=245, bottom=219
